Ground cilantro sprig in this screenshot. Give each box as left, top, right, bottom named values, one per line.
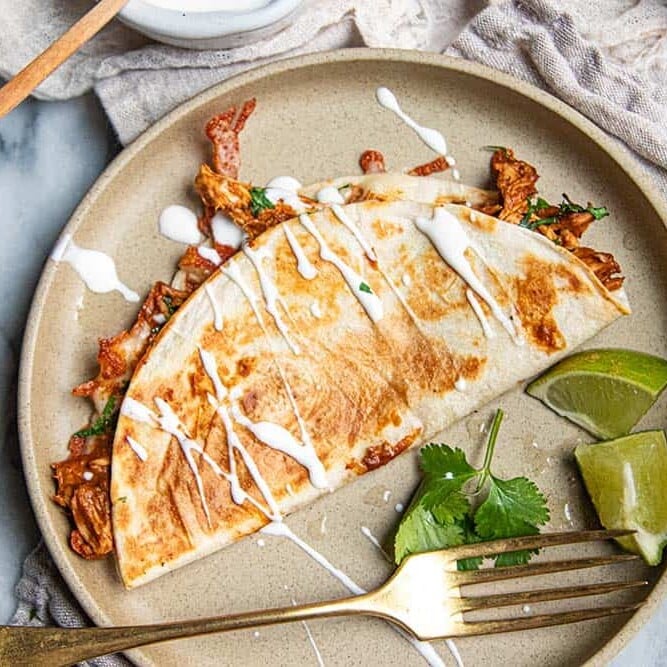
left=394, top=410, right=549, bottom=568
left=74, top=396, right=118, bottom=438
left=249, top=187, right=275, bottom=217
left=519, top=193, right=609, bottom=230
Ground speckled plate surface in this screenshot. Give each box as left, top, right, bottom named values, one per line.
left=18, top=50, right=667, bottom=666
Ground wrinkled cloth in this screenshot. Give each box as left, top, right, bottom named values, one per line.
left=6, top=1, right=667, bottom=666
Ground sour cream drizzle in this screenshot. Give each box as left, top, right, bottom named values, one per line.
left=198, top=245, right=222, bottom=266
left=415, top=209, right=520, bottom=342
left=210, top=396, right=282, bottom=520
left=360, top=526, right=391, bottom=562
left=154, top=397, right=224, bottom=525
left=120, top=396, right=158, bottom=425
left=466, top=289, right=495, bottom=339
left=261, top=521, right=446, bottom=667
left=211, top=210, right=244, bottom=250
left=316, top=186, right=345, bottom=205
left=205, top=283, right=224, bottom=331
left=310, top=301, right=323, bottom=319
left=297, top=609, right=325, bottom=667
left=231, top=405, right=328, bottom=489
left=330, top=204, right=377, bottom=262
left=126, top=436, right=148, bottom=462
left=283, top=224, right=318, bottom=280
left=243, top=245, right=300, bottom=354
left=198, top=347, right=227, bottom=400
left=299, top=214, right=383, bottom=323
left=219, top=264, right=326, bottom=492
left=265, top=176, right=306, bottom=213
left=158, top=205, right=203, bottom=245
left=376, top=87, right=448, bottom=156
left=51, top=234, right=139, bottom=303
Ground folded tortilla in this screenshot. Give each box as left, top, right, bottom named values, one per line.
left=111, top=199, right=628, bottom=588
left=300, top=172, right=499, bottom=207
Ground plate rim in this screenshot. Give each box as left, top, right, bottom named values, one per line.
left=17, top=47, right=667, bottom=667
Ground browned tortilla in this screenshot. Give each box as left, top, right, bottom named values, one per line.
left=111, top=200, right=628, bottom=588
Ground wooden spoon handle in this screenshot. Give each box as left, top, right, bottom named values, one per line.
left=0, top=0, right=129, bottom=118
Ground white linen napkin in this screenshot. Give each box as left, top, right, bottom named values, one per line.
left=6, top=1, right=667, bottom=666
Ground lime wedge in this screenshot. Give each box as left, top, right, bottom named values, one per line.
left=575, top=430, right=667, bottom=565
left=526, top=349, right=667, bottom=440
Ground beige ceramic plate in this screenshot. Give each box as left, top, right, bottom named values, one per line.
left=19, top=50, right=667, bottom=666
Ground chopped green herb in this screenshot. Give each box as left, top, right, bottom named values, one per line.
left=394, top=409, right=549, bottom=568
left=116, top=496, right=127, bottom=503
left=337, top=183, right=352, bottom=191
left=74, top=396, right=118, bottom=438
left=519, top=194, right=609, bottom=231
left=162, top=295, right=177, bottom=317
left=29, top=609, right=38, bottom=621
left=359, top=281, right=373, bottom=294
left=483, top=145, right=508, bottom=154
left=249, top=187, right=275, bottom=217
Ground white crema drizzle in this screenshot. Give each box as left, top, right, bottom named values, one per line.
left=375, top=87, right=447, bottom=155
left=261, top=521, right=447, bottom=667
left=120, top=396, right=158, bottom=425
left=466, top=289, right=495, bottom=339
left=213, top=268, right=327, bottom=494
left=298, top=214, right=383, bottom=323
left=415, top=209, right=521, bottom=343
left=204, top=283, right=224, bottom=331
left=51, top=234, right=139, bottom=303
left=126, top=436, right=148, bottom=462
left=330, top=204, right=377, bottom=262
left=198, top=246, right=223, bottom=266
left=283, top=224, right=318, bottom=280
left=265, top=176, right=306, bottom=213
left=375, top=87, right=459, bottom=182
left=316, top=186, right=345, bottom=205
left=211, top=210, right=244, bottom=250
left=243, top=245, right=300, bottom=354
left=154, top=397, right=224, bottom=525
left=158, top=205, right=203, bottom=245
left=231, top=404, right=328, bottom=490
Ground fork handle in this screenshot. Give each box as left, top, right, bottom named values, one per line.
left=0, top=593, right=381, bottom=666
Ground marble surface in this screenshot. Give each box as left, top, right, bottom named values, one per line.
left=0, top=92, right=117, bottom=623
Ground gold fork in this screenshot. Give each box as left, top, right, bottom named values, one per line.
left=0, top=529, right=647, bottom=667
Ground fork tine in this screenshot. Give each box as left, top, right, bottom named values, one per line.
left=450, top=602, right=643, bottom=637
left=441, top=529, right=634, bottom=561
left=452, top=554, right=640, bottom=586
left=457, top=580, right=648, bottom=613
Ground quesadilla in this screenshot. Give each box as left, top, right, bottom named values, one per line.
left=111, top=199, right=628, bottom=588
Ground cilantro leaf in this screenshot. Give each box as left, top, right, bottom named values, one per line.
left=476, top=476, right=550, bottom=538
left=249, top=187, right=275, bottom=217
left=475, top=476, right=549, bottom=566
left=74, top=396, right=118, bottom=438
left=429, top=490, right=471, bottom=525
left=418, top=445, right=476, bottom=515
left=420, top=444, right=476, bottom=480
left=394, top=502, right=465, bottom=564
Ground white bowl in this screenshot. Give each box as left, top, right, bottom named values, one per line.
left=117, top=0, right=305, bottom=50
